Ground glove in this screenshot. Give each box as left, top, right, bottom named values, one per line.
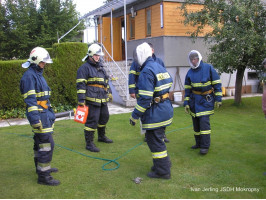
left=215, top=101, right=222, bottom=108
left=108, top=93, right=113, bottom=102
left=130, top=116, right=137, bottom=126
left=31, top=120, right=43, bottom=131
left=78, top=101, right=85, bottom=106
left=184, top=105, right=190, bottom=114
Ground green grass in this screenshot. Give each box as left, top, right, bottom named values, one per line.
left=0, top=97, right=265, bottom=199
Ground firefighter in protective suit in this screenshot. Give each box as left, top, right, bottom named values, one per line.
left=130, top=42, right=173, bottom=179
left=20, top=47, right=60, bottom=186
left=76, top=43, right=113, bottom=152
left=184, top=50, right=222, bottom=155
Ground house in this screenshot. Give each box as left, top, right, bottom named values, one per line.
left=80, top=0, right=261, bottom=106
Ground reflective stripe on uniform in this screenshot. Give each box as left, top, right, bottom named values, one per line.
left=201, top=130, right=211, bottom=134
left=152, top=150, right=167, bottom=159
left=39, top=143, right=51, bottom=151
left=37, top=162, right=51, bottom=172
left=156, top=72, right=170, bottom=81
left=212, top=79, right=221, bottom=85
left=28, top=106, right=39, bottom=112
left=33, top=127, right=53, bottom=134
left=154, top=82, right=172, bottom=92
left=191, top=81, right=211, bottom=87
left=36, top=91, right=51, bottom=98
left=194, top=132, right=200, bottom=136
left=129, top=84, right=136, bottom=88
left=23, top=90, right=36, bottom=98
left=76, top=78, right=87, bottom=83
left=129, top=70, right=140, bottom=75
left=87, top=77, right=104, bottom=82
left=97, top=124, right=106, bottom=128
left=77, top=89, right=86, bottom=94
left=84, top=127, right=96, bottom=131
left=85, top=97, right=108, bottom=103
left=142, top=118, right=173, bottom=129
left=185, top=85, right=192, bottom=89
left=190, top=110, right=214, bottom=117
left=138, top=90, right=153, bottom=97
left=135, top=104, right=146, bottom=113
left=215, top=92, right=222, bottom=96
left=184, top=97, right=190, bottom=101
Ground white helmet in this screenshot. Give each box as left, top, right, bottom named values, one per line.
left=188, top=50, right=202, bottom=69
left=22, top=47, right=53, bottom=68
left=82, top=43, right=104, bottom=62
left=136, top=42, right=152, bottom=66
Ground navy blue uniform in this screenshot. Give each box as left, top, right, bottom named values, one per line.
left=184, top=60, right=222, bottom=149
left=131, top=57, right=173, bottom=175
left=76, top=59, right=111, bottom=131
left=20, top=64, right=55, bottom=176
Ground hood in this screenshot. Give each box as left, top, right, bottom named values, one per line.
left=136, top=42, right=152, bottom=66
left=188, top=50, right=202, bottom=69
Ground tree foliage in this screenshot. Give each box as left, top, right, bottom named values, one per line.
left=0, top=0, right=84, bottom=60
left=181, top=0, right=266, bottom=104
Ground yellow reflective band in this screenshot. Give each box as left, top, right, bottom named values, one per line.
left=135, top=104, right=146, bottom=113
left=185, top=85, right=192, bottom=89
left=28, top=106, right=38, bottom=112
left=138, top=90, right=153, bottom=97
left=76, top=78, right=87, bottom=83
left=37, top=162, right=51, bottom=172
left=129, top=70, right=140, bottom=75
left=212, top=80, right=221, bottom=84
left=215, top=92, right=222, bottom=96
left=87, top=77, right=104, bottom=82
left=201, top=130, right=211, bottom=135
left=196, top=110, right=214, bottom=117
left=77, top=89, right=86, bottom=94
left=154, top=82, right=172, bottom=92
left=191, top=81, right=211, bottom=87
left=152, top=150, right=167, bottom=159
left=142, top=118, right=173, bottom=129
left=36, top=91, right=51, bottom=98
left=85, top=97, right=108, bottom=103
left=194, top=132, right=200, bottom=136
left=84, top=127, right=96, bottom=131
left=156, top=72, right=170, bottom=81
left=97, top=124, right=106, bottom=127
left=39, top=143, right=51, bottom=151
left=129, top=84, right=136, bottom=88
left=23, top=90, right=36, bottom=98
left=33, top=127, right=54, bottom=134
left=184, top=97, right=190, bottom=101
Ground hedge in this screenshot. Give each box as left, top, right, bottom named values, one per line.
left=0, top=42, right=88, bottom=110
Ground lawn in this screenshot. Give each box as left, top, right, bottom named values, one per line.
left=0, top=97, right=265, bottom=199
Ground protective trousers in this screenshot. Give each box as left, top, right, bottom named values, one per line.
left=192, top=115, right=211, bottom=149
left=33, top=133, right=54, bottom=176
left=146, top=127, right=171, bottom=175
left=85, top=103, right=109, bottom=130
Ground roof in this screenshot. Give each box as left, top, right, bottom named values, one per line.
left=79, top=0, right=138, bottom=21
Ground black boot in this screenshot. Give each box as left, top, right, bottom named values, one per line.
left=191, top=135, right=201, bottom=149
left=97, top=127, right=113, bottom=143
left=85, top=131, right=100, bottom=152
left=38, top=175, right=60, bottom=186
left=147, top=171, right=171, bottom=179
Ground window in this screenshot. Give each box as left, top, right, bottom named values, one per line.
left=247, top=72, right=258, bottom=80
left=146, top=7, right=151, bottom=37
left=129, top=17, right=135, bottom=39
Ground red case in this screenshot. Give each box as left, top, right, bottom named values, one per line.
left=74, top=105, right=89, bottom=124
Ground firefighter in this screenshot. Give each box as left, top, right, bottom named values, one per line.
left=76, top=43, right=113, bottom=153
left=184, top=50, right=222, bottom=155
left=128, top=43, right=170, bottom=143
left=130, top=42, right=173, bottom=179
left=20, top=47, right=60, bottom=186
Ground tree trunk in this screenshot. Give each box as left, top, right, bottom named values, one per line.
left=234, top=67, right=246, bottom=105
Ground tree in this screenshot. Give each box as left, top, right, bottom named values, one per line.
left=0, top=0, right=84, bottom=60
left=181, top=0, right=266, bottom=105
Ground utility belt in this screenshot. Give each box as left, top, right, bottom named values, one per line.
left=192, top=88, right=213, bottom=96
left=88, top=84, right=107, bottom=91
left=153, top=93, right=169, bottom=104
left=37, top=100, right=48, bottom=109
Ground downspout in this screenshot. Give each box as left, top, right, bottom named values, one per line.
left=124, top=0, right=129, bottom=100
left=111, top=8, right=114, bottom=58
left=94, top=16, right=98, bottom=42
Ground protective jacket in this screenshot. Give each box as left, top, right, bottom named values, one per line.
left=20, top=64, right=55, bottom=131
left=131, top=57, right=173, bottom=130
left=76, top=59, right=111, bottom=106
left=128, top=54, right=165, bottom=95
left=184, top=58, right=222, bottom=117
